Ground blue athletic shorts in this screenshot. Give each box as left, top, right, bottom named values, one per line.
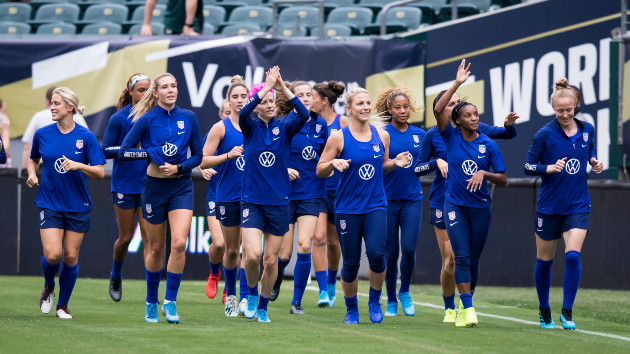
left=430, top=207, right=446, bottom=230
left=241, top=201, right=289, bottom=236
left=111, top=192, right=141, bottom=210
left=39, top=208, right=91, bottom=233
left=217, top=201, right=241, bottom=227
left=535, top=212, right=590, bottom=241
left=206, top=199, right=216, bottom=217
left=142, top=176, right=194, bottom=225
left=289, top=198, right=325, bottom=224
left=323, top=189, right=336, bottom=224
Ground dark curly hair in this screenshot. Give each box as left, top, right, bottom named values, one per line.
left=451, top=101, right=475, bottom=126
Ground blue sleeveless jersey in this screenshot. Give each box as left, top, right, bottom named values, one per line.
left=335, top=125, right=387, bottom=214
left=287, top=112, right=328, bottom=200
left=201, top=132, right=217, bottom=201
left=325, top=114, right=342, bottom=191
left=215, top=118, right=244, bottom=203
left=383, top=123, right=425, bottom=202
left=31, top=124, right=106, bottom=212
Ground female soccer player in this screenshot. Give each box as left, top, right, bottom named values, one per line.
left=101, top=73, right=151, bottom=302
left=435, top=60, right=507, bottom=327
left=27, top=87, right=106, bottom=319
left=524, top=78, right=603, bottom=330
left=310, top=81, right=348, bottom=308
left=317, top=87, right=410, bottom=324
left=120, top=73, right=203, bottom=324
left=201, top=77, right=249, bottom=317
left=238, top=66, right=310, bottom=323
left=373, top=87, right=424, bottom=317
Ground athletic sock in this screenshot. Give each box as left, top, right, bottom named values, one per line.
left=369, top=287, right=382, bottom=303
left=277, top=258, right=290, bottom=280
left=258, top=296, right=270, bottom=311
left=535, top=258, right=553, bottom=310
left=224, top=265, right=238, bottom=296
left=210, top=261, right=221, bottom=276
left=315, top=270, right=328, bottom=292
left=57, top=262, right=78, bottom=307
left=111, top=258, right=123, bottom=279
left=248, top=284, right=259, bottom=297
left=239, top=267, right=248, bottom=301
left=165, top=272, right=183, bottom=302
left=328, top=268, right=338, bottom=285
left=145, top=268, right=162, bottom=304
left=41, top=256, right=60, bottom=287
left=562, top=251, right=581, bottom=310
left=443, top=293, right=456, bottom=310
left=459, top=293, right=473, bottom=309
left=292, top=252, right=311, bottom=304
left=344, top=295, right=358, bottom=311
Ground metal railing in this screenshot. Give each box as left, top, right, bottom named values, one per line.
left=270, top=0, right=324, bottom=39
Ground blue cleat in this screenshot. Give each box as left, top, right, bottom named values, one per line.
left=317, top=290, right=330, bottom=308
left=161, top=301, right=180, bottom=324
left=399, top=292, right=415, bottom=316
left=344, top=308, right=359, bottom=324
left=256, top=309, right=271, bottom=323
left=560, top=308, right=576, bottom=330
left=539, top=308, right=556, bottom=329
left=244, top=295, right=258, bottom=319
left=145, top=303, right=159, bottom=323
left=384, top=301, right=397, bottom=317
left=327, top=283, right=336, bottom=308
left=368, top=300, right=383, bottom=323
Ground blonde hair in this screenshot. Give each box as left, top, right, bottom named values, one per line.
left=52, top=87, right=85, bottom=115
left=345, top=87, right=387, bottom=129
left=219, top=99, right=230, bottom=116
left=227, top=75, right=248, bottom=98
left=373, top=87, right=419, bottom=124
left=131, top=73, right=176, bottom=122
left=550, top=78, right=577, bottom=109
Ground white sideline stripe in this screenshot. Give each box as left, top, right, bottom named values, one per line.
left=304, top=286, right=630, bottom=342
left=32, top=42, right=109, bottom=89
left=145, top=36, right=253, bottom=62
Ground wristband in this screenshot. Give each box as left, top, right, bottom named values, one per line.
left=177, top=164, right=183, bottom=174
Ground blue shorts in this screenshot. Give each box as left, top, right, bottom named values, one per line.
left=217, top=201, right=241, bottom=227
left=323, top=190, right=336, bottom=224
left=430, top=207, right=446, bottom=230
left=39, top=208, right=91, bottom=233
left=111, top=192, right=141, bottom=210
left=142, top=176, right=194, bottom=225
left=535, top=212, right=590, bottom=241
left=241, top=201, right=289, bottom=236
left=289, top=198, right=325, bottom=224
left=206, top=199, right=216, bottom=217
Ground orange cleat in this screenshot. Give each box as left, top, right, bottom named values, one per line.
left=206, top=271, right=221, bottom=299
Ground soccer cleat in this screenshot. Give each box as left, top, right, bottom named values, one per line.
left=539, top=308, right=556, bottom=329
left=344, top=308, right=359, bottom=324
left=145, top=303, right=159, bottom=323
left=560, top=308, right=576, bottom=330
left=368, top=300, right=383, bottom=324
left=269, top=278, right=282, bottom=301
left=222, top=289, right=227, bottom=305
left=317, top=290, right=330, bottom=308
left=162, top=301, right=180, bottom=324
left=327, top=284, right=336, bottom=308
left=39, top=285, right=54, bottom=314
left=109, top=276, right=122, bottom=302
left=56, top=304, right=72, bottom=319
left=256, top=309, right=271, bottom=323
left=443, top=308, right=457, bottom=323
left=225, top=295, right=239, bottom=317
left=205, top=271, right=221, bottom=299
left=244, top=295, right=258, bottom=319
left=399, top=292, right=415, bottom=316
left=290, top=301, right=305, bottom=315
left=238, top=298, right=247, bottom=317
left=464, top=307, right=478, bottom=327
left=384, top=302, right=397, bottom=317
left=455, top=307, right=467, bottom=327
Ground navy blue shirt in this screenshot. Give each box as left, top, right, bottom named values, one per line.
left=0, top=136, right=6, bottom=164
left=383, top=123, right=425, bottom=202
left=325, top=114, right=343, bottom=191
left=287, top=112, right=328, bottom=200
left=214, top=118, right=245, bottom=203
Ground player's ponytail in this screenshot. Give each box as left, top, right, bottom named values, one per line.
left=52, top=87, right=85, bottom=116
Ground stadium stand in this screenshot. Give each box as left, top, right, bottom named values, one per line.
left=326, top=6, right=373, bottom=35
left=36, top=22, right=77, bottom=35
left=363, top=6, right=421, bottom=35
left=0, top=3, right=31, bottom=22
left=278, top=6, right=321, bottom=28
left=202, top=4, right=226, bottom=28
left=276, top=24, right=307, bottom=37
left=128, top=21, right=164, bottom=34
left=82, top=21, right=123, bottom=34
left=202, top=22, right=215, bottom=34
left=0, top=21, right=29, bottom=35
left=28, top=3, right=81, bottom=30
left=221, top=22, right=261, bottom=35
left=226, top=5, right=272, bottom=31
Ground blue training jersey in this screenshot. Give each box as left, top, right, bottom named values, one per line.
left=524, top=118, right=596, bottom=215
left=287, top=112, right=328, bottom=200
left=120, top=104, right=203, bottom=177
left=101, top=104, right=149, bottom=195
left=383, top=123, right=425, bottom=202
left=215, top=118, right=244, bottom=203
left=325, top=114, right=342, bottom=191
left=239, top=92, right=310, bottom=205
left=335, top=125, right=387, bottom=214
left=31, top=123, right=106, bottom=212
left=440, top=124, right=506, bottom=208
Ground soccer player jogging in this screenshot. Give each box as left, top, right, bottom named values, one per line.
left=239, top=66, right=310, bottom=323
left=310, top=81, right=348, bottom=308
left=524, top=78, right=603, bottom=330
left=27, top=87, right=106, bottom=319
left=271, top=81, right=328, bottom=314
left=373, top=87, right=424, bottom=317
left=120, top=73, right=203, bottom=324
left=200, top=77, right=249, bottom=317
left=316, top=87, right=410, bottom=324
left=101, top=73, right=151, bottom=302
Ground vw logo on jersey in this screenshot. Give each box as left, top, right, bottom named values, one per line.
left=146, top=204, right=152, bottom=214
left=272, top=127, right=280, bottom=135
left=302, top=146, right=316, bottom=160
left=316, top=124, right=322, bottom=133
left=162, top=142, right=178, bottom=156
left=177, top=120, right=184, bottom=129
left=40, top=210, right=45, bottom=221
left=117, top=193, right=124, bottom=200
left=243, top=208, right=249, bottom=218
left=565, top=158, right=580, bottom=175
left=76, top=140, right=83, bottom=149
left=404, top=152, right=413, bottom=168
left=462, top=160, right=478, bottom=176
left=373, top=144, right=380, bottom=153
left=236, top=156, right=245, bottom=171
left=259, top=151, right=276, bottom=167
left=54, top=158, right=67, bottom=174
left=219, top=206, right=225, bottom=215
left=583, top=133, right=588, bottom=142
left=413, top=135, right=419, bottom=143
left=340, top=220, right=346, bottom=230
left=436, top=209, right=443, bottom=219
left=448, top=211, right=456, bottom=221
left=478, top=144, right=486, bottom=154
left=358, top=164, right=375, bottom=180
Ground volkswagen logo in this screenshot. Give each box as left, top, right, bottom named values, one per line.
left=565, top=158, right=580, bottom=175
left=54, top=158, right=67, bottom=174
left=259, top=151, right=276, bottom=167
left=302, top=146, right=316, bottom=160
left=236, top=156, right=245, bottom=171
left=461, top=160, right=478, bottom=176
left=404, top=152, right=413, bottom=168
left=358, top=164, right=375, bottom=180
left=162, top=142, right=178, bottom=157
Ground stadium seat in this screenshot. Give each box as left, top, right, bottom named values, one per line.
left=276, top=25, right=307, bottom=38
left=202, top=22, right=215, bottom=35
left=220, top=23, right=260, bottom=36
left=129, top=4, right=166, bottom=24
left=278, top=6, right=321, bottom=28
left=203, top=5, right=226, bottom=28
left=83, top=0, right=126, bottom=4
left=0, top=3, right=31, bottom=23
left=314, top=23, right=351, bottom=39
left=0, top=21, right=30, bottom=35
left=437, top=2, right=481, bottom=22
left=128, top=22, right=164, bottom=35
left=80, top=4, right=129, bottom=24
left=321, top=0, right=354, bottom=13
left=227, top=6, right=272, bottom=31
left=36, top=22, right=77, bottom=35
left=81, top=21, right=122, bottom=35
left=31, top=3, right=81, bottom=24
left=363, top=6, right=421, bottom=35
left=326, top=6, right=373, bottom=34
left=356, top=0, right=390, bottom=13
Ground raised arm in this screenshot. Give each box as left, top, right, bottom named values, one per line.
left=436, top=59, right=471, bottom=132
left=239, top=66, right=280, bottom=136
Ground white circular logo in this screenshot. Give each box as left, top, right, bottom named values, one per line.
left=54, top=158, right=67, bottom=174
left=461, top=160, right=478, bottom=176
left=301, top=146, right=316, bottom=160
left=236, top=156, right=245, bottom=171
left=404, top=152, right=413, bottom=168
left=259, top=151, right=276, bottom=167
left=162, top=142, right=178, bottom=156
left=358, top=164, right=375, bottom=180
left=209, top=201, right=215, bottom=210
left=565, top=158, right=580, bottom=175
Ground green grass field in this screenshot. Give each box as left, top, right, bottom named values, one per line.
left=1, top=276, right=628, bottom=353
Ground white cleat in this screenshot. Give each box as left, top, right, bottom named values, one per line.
left=39, top=286, right=54, bottom=314
left=225, top=295, right=239, bottom=317
left=56, top=305, right=73, bottom=319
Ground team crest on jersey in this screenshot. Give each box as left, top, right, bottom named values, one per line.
left=146, top=204, right=152, bottom=214
left=177, top=121, right=185, bottom=129
left=413, top=135, right=419, bottom=143
left=448, top=211, right=456, bottom=221
left=76, top=140, right=83, bottom=149
left=219, top=206, right=225, bottom=215
left=340, top=220, right=346, bottom=230
left=243, top=209, right=249, bottom=218
left=209, top=201, right=215, bottom=210
left=538, top=218, right=543, bottom=228
left=478, top=145, right=486, bottom=154
left=316, top=124, right=322, bottom=133
left=436, top=209, right=443, bottom=219
left=373, top=144, right=380, bottom=152
left=117, top=193, right=124, bottom=200
left=40, top=210, right=44, bottom=221
left=272, top=127, right=280, bottom=135
left=583, top=133, right=588, bottom=142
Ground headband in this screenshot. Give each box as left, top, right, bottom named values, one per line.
left=127, top=74, right=150, bottom=92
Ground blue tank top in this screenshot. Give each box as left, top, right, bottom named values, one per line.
left=325, top=114, right=342, bottom=191
left=335, top=125, right=387, bottom=214
left=201, top=132, right=217, bottom=201
left=383, top=123, right=425, bottom=202
left=215, top=118, right=245, bottom=203
left=287, top=113, right=328, bottom=200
